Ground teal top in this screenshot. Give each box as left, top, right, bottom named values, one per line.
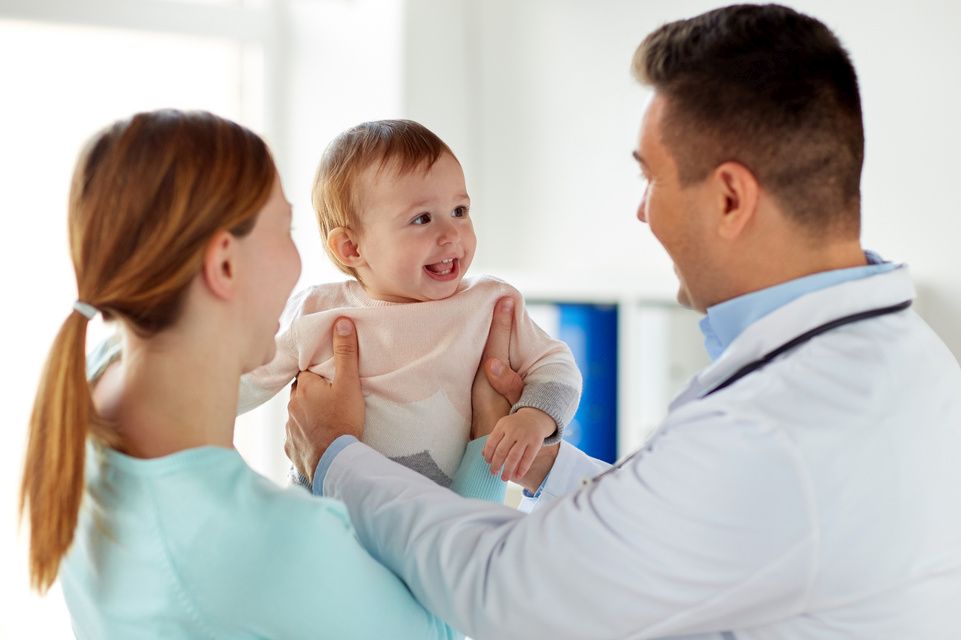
left=61, top=337, right=505, bottom=639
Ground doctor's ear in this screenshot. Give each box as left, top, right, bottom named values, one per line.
left=712, top=161, right=760, bottom=241
left=327, top=227, right=366, bottom=269
left=201, top=229, right=239, bottom=301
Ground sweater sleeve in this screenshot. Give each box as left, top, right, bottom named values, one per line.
left=506, top=287, right=583, bottom=444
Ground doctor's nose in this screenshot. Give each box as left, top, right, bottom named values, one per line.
left=636, top=182, right=650, bottom=223
left=636, top=199, right=648, bottom=223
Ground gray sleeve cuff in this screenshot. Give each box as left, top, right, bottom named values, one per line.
left=511, top=381, right=580, bottom=445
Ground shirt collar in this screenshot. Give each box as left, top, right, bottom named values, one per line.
left=699, top=250, right=899, bottom=361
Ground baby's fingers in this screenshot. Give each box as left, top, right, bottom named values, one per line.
left=513, top=445, right=539, bottom=482
left=500, top=443, right=528, bottom=482
left=488, top=434, right=516, bottom=476
left=483, top=429, right=506, bottom=463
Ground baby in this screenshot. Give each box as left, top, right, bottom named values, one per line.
left=239, top=120, right=581, bottom=485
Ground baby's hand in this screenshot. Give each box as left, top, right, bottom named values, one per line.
left=482, top=408, right=557, bottom=482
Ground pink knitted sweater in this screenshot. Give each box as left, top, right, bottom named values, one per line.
left=239, top=275, right=581, bottom=486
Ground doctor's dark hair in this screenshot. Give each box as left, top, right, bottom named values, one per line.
left=311, top=119, right=456, bottom=280
left=20, top=110, right=276, bottom=593
left=633, top=4, right=864, bottom=236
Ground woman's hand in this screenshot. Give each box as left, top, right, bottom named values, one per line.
left=284, top=318, right=364, bottom=484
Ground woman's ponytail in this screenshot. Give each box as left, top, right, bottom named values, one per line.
left=18, top=109, right=275, bottom=593
left=19, top=309, right=94, bottom=592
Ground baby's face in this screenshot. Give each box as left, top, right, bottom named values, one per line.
left=353, top=152, right=476, bottom=303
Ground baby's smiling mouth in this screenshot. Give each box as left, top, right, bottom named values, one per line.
left=424, top=258, right=459, bottom=280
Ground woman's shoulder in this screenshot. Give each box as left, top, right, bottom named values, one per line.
left=156, top=457, right=369, bottom=628
left=163, top=453, right=354, bottom=545
left=93, top=450, right=424, bottom=637
left=235, top=467, right=354, bottom=534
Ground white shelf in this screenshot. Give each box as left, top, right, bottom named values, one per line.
left=494, top=269, right=681, bottom=306
left=515, top=273, right=709, bottom=460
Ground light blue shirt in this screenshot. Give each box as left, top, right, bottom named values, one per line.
left=699, top=251, right=898, bottom=360
left=314, top=434, right=358, bottom=492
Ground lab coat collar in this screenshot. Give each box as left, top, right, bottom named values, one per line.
left=698, top=251, right=897, bottom=361
left=687, top=264, right=915, bottom=401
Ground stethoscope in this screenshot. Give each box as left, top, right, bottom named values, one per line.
left=585, top=299, right=913, bottom=485
left=704, top=299, right=913, bottom=396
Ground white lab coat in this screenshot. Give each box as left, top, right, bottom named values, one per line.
left=323, top=266, right=961, bottom=639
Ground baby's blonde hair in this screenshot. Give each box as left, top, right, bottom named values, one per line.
left=311, top=119, right=456, bottom=279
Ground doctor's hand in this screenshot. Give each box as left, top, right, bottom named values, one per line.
left=471, top=296, right=560, bottom=493
left=471, top=297, right=523, bottom=439
left=284, top=318, right=364, bottom=484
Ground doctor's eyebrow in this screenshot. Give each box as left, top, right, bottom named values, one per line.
left=632, top=150, right=647, bottom=168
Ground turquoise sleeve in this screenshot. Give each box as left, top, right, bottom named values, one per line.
left=450, top=436, right=507, bottom=502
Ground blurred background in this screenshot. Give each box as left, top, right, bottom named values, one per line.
left=1, top=0, right=959, bottom=636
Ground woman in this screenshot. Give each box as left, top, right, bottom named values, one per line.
left=19, top=110, right=504, bottom=638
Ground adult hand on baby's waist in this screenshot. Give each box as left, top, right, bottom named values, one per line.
left=471, top=296, right=559, bottom=494
left=284, top=318, right=365, bottom=484
left=471, top=297, right=523, bottom=439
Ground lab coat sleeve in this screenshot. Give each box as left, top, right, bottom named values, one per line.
left=527, top=440, right=612, bottom=510
left=324, top=412, right=819, bottom=640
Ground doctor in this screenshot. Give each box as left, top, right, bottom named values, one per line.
left=287, top=4, right=961, bottom=638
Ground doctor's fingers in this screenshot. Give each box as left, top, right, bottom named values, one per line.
left=482, top=297, right=515, bottom=366
left=285, top=372, right=329, bottom=443
left=331, top=317, right=360, bottom=390
left=284, top=392, right=317, bottom=480
left=485, top=358, right=523, bottom=406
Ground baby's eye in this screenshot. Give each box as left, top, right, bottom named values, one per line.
left=412, top=212, right=432, bottom=225
left=452, top=205, right=469, bottom=218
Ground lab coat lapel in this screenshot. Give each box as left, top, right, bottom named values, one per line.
left=690, top=266, right=915, bottom=400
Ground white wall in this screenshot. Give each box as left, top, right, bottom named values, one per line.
left=402, top=0, right=961, bottom=360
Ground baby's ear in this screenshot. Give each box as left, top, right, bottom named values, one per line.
left=327, top=227, right=366, bottom=268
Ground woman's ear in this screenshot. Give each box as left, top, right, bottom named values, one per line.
left=327, top=227, right=366, bottom=269
left=201, top=230, right=237, bottom=300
